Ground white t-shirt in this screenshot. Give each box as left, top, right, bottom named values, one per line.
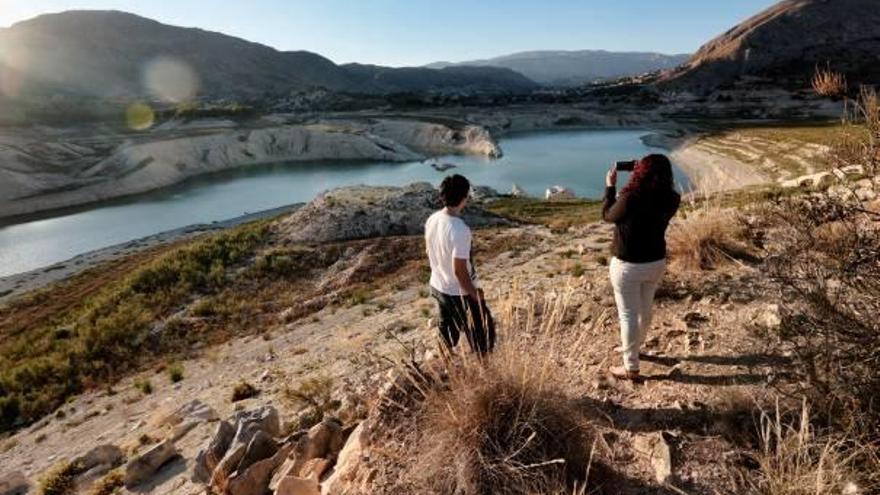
left=425, top=209, right=479, bottom=296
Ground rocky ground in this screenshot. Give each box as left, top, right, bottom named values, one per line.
left=0, top=182, right=822, bottom=494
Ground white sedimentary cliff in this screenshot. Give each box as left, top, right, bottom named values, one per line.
left=0, top=119, right=501, bottom=219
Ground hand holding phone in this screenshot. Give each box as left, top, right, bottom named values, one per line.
left=615, top=160, right=637, bottom=172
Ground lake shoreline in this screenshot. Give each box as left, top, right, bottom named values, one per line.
left=0, top=203, right=301, bottom=304
left=0, top=123, right=747, bottom=299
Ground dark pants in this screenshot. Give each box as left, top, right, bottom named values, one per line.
left=431, top=287, right=496, bottom=354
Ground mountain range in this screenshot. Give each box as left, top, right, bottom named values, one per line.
left=427, top=50, right=690, bottom=87
left=0, top=10, right=537, bottom=100
left=1, top=1, right=879, bottom=102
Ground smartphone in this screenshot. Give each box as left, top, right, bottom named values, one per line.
left=615, top=160, right=637, bottom=172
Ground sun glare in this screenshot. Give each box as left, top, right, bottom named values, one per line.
left=143, top=57, right=199, bottom=103
left=125, top=102, right=155, bottom=130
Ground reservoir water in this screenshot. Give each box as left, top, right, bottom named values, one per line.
left=0, top=129, right=687, bottom=277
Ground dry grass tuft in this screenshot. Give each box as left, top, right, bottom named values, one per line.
left=39, top=460, right=84, bottom=495
left=812, top=65, right=847, bottom=98
left=405, top=285, right=604, bottom=494
left=667, top=202, right=754, bottom=271
left=86, top=469, right=125, bottom=495
left=230, top=381, right=259, bottom=402
left=751, top=401, right=878, bottom=495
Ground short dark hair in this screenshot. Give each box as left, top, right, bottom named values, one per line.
left=439, top=174, right=470, bottom=207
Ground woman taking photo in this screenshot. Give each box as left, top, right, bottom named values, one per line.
left=602, top=154, right=681, bottom=380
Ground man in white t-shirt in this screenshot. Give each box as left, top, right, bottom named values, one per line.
left=424, top=174, right=495, bottom=354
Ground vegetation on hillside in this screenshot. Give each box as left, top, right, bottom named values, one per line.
left=486, top=197, right=603, bottom=231
left=0, top=222, right=270, bottom=431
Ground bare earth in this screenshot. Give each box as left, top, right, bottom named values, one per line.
left=0, top=219, right=783, bottom=494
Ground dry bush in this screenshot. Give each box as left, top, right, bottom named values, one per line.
left=406, top=286, right=604, bottom=494
left=764, top=88, right=880, bottom=438
left=751, top=401, right=879, bottom=495
left=812, top=65, right=847, bottom=98
left=667, top=201, right=754, bottom=271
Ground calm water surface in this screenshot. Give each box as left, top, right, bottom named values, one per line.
left=0, top=129, right=687, bottom=277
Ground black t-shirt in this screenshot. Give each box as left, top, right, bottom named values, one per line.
left=602, top=186, right=681, bottom=263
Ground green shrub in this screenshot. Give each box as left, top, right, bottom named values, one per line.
left=134, top=379, right=153, bottom=395
left=167, top=363, right=184, bottom=383
left=571, top=263, right=585, bottom=277
left=0, top=222, right=268, bottom=433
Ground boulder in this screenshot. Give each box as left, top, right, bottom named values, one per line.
left=321, top=423, right=366, bottom=495
left=210, top=406, right=283, bottom=491
left=235, top=431, right=278, bottom=474
left=633, top=432, right=674, bottom=485
left=124, top=439, right=178, bottom=487
left=274, top=183, right=510, bottom=244
left=291, top=418, right=345, bottom=475
left=299, top=458, right=332, bottom=481
left=277, top=476, right=321, bottom=495
left=544, top=186, right=575, bottom=200
left=470, top=185, right=499, bottom=202
left=193, top=420, right=235, bottom=482
left=0, top=471, right=29, bottom=495
left=225, top=442, right=293, bottom=495
left=150, top=399, right=218, bottom=429
left=72, top=444, right=125, bottom=472
left=233, top=405, right=281, bottom=438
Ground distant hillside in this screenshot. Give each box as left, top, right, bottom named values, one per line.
left=659, top=0, right=880, bottom=91
left=343, top=64, right=537, bottom=94
left=0, top=10, right=536, bottom=100
left=427, top=50, right=689, bottom=86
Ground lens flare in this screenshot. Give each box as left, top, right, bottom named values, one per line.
left=143, top=57, right=199, bottom=103
left=126, top=102, right=155, bottom=130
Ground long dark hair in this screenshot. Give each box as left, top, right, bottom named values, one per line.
left=621, top=154, right=676, bottom=199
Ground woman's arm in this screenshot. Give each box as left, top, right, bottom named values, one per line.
left=602, top=167, right=628, bottom=223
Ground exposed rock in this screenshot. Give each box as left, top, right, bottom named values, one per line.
left=634, top=432, right=674, bottom=484
left=72, top=444, right=125, bottom=472
left=235, top=431, right=278, bottom=474
left=193, top=420, right=235, bottom=483
left=277, top=476, right=321, bottom=495
left=233, top=405, right=282, bottom=438
left=291, top=418, right=345, bottom=475
left=544, top=185, right=575, bottom=200
left=0, top=471, right=29, bottom=495
left=321, top=422, right=366, bottom=495
left=166, top=399, right=219, bottom=426
left=470, top=185, right=500, bottom=202
left=208, top=406, right=284, bottom=492
left=275, top=183, right=510, bottom=244
left=510, top=183, right=529, bottom=197
left=755, top=304, right=782, bottom=330
left=124, top=439, right=178, bottom=487
left=226, top=442, right=293, bottom=495
left=299, top=458, right=332, bottom=481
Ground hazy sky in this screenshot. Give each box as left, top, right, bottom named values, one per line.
left=0, top=0, right=779, bottom=66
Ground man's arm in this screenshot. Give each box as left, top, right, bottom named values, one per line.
left=454, top=258, right=479, bottom=301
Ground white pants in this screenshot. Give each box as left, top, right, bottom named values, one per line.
left=609, top=257, right=666, bottom=371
